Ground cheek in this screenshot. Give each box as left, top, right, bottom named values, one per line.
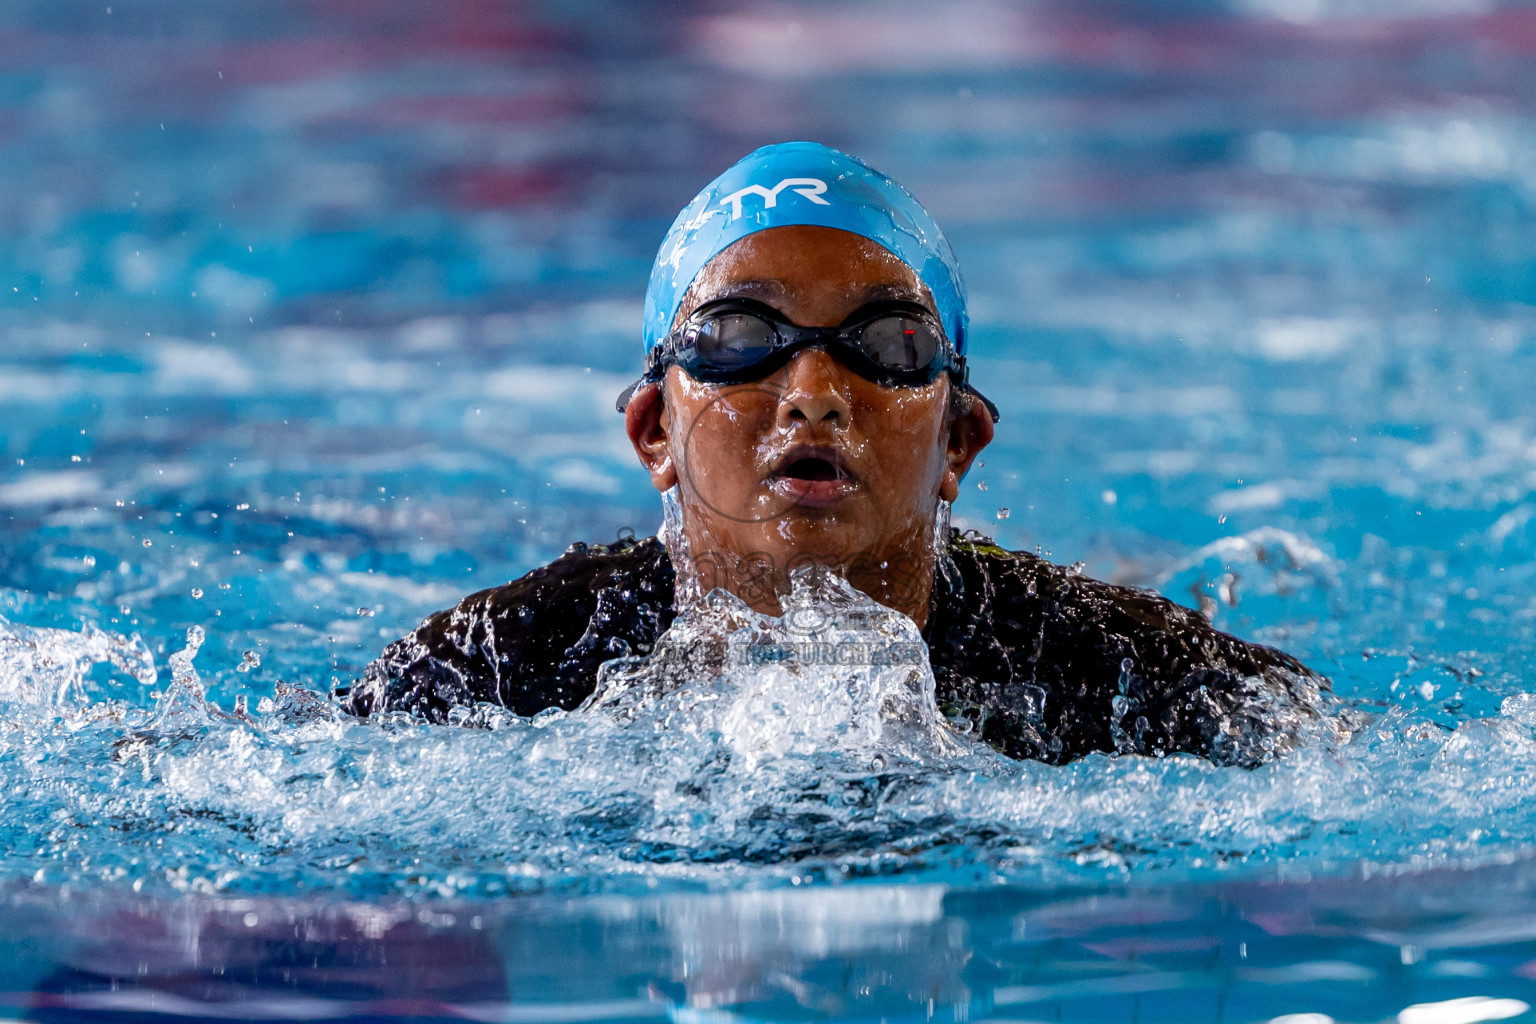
left=853, top=391, right=951, bottom=479
left=668, top=385, right=776, bottom=487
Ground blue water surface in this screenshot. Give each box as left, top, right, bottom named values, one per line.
left=4, top=0, right=1536, bottom=1021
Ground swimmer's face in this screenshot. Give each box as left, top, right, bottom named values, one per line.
left=625, top=225, right=993, bottom=624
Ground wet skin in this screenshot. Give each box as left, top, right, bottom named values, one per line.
left=625, top=225, right=994, bottom=627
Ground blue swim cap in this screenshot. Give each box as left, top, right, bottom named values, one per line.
left=643, top=141, right=968, bottom=355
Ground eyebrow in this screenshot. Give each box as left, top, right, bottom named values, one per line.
left=855, top=283, right=927, bottom=306
left=697, top=279, right=788, bottom=305
left=704, top=281, right=928, bottom=307
left=678, top=278, right=935, bottom=329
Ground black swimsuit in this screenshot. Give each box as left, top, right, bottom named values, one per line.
left=348, top=532, right=1327, bottom=766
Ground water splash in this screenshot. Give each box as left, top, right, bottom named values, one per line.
left=0, top=617, right=156, bottom=708
left=0, top=579, right=1531, bottom=898
left=584, top=565, right=974, bottom=770
left=1157, top=526, right=1342, bottom=628
left=660, top=485, right=699, bottom=608
left=150, top=625, right=214, bottom=731
left=0, top=530, right=1512, bottom=901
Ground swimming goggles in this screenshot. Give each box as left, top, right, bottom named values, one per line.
left=615, top=298, right=999, bottom=420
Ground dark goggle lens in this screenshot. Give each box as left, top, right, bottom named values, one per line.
left=689, top=313, right=777, bottom=370
left=674, top=304, right=949, bottom=382
left=854, top=314, right=942, bottom=371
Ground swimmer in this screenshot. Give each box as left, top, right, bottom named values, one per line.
left=348, top=141, right=1328, bottom=766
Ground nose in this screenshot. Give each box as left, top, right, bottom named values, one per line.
left=775, top=347, right=852, bottom=429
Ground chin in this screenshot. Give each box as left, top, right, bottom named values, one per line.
left=764, top=516, right=871, bottom=561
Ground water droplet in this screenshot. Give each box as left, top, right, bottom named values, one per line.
left=977, top=480, right=988, bottom=491
left=190, top=587, right=203, bottom=599
left=1102, top=489, right=1118, bottom=505
left=115, top=499, right=124, bottom=507
left=142, top=539, right=152, bottom=547
left=996, top=507, right=1010, bottom=520
left=357, top=607, right=375, bottom=617
left=1218, top=514, right=1228, bottom=524
left=236, top=650, right=261, bottom=673
left=70, top=455, right=81, bottom=463
left=236, top=503, right=250, bottom=511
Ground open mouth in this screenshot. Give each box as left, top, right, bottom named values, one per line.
left=782, top=456, right=842, bottom=482
left=767, top=446, right=857, bottom=508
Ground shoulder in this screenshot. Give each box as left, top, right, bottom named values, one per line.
left=412, top=533, right=668, bottom=651
left=936, top=528, right=1325, bottom=764
left=472, top=534, right=670, bottom=614
left=349, top=535, right=672, bottom=718
left=945, top=528, right=1298, bottom=669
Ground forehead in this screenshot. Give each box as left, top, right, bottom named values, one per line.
left=676, top=225, right=935, bottom=325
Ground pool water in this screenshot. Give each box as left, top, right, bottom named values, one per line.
left=4, top=0, right=1536, bottom=1020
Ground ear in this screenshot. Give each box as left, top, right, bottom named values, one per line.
left=624, top=380, right=678, bottom=492
left=938, top=394, right=995, bottom=503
